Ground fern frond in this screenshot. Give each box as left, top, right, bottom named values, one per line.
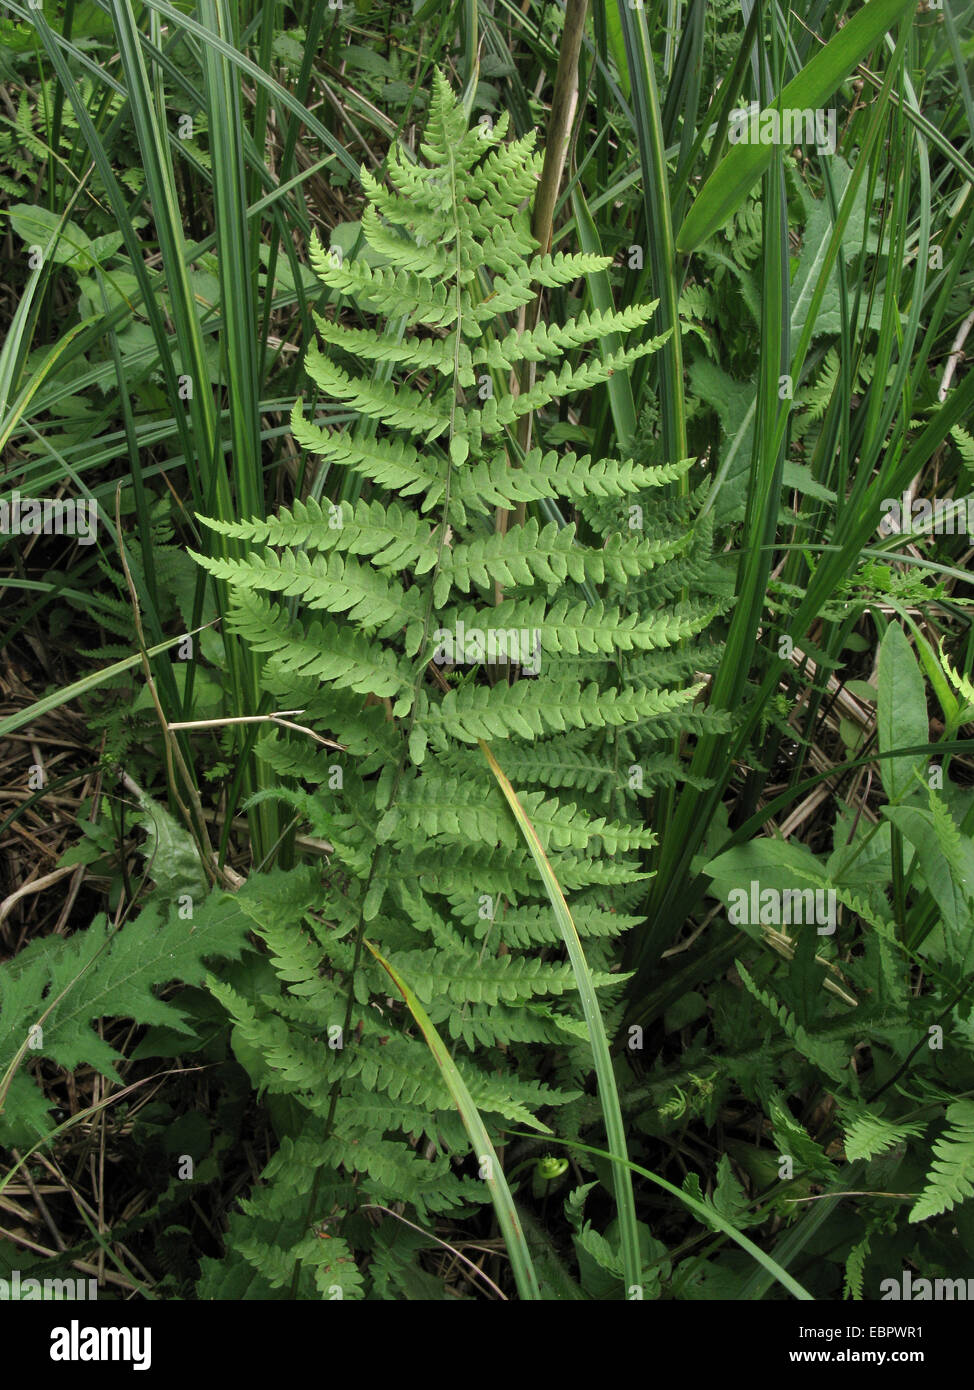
left=910, top=1101, right=974, bottom=1222
left=841, top=1109, right=926, bottom=1162
left=476, top=303, right=661, bottom=369
left=735, top=961, right=854, bottom=1086
left=308, top=234, right=459, bottom=329
left=423, top=678, right=703, bottom=743
left=304, top=340, right=445, bottom=435
left=191, top=547, right=424, bottom=628
left=187, top=71, right=721, bottom=1299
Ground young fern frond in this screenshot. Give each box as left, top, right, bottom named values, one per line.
left=192, top=71, right=720, bottom=1299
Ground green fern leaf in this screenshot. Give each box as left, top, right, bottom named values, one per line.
left=910, top=1101, right=974, bottom=1222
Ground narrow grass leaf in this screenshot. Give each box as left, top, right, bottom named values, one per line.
left=677, top=0, right=918, bottom=251
left=362, top=938, right=541, bottom=1301
left=479, top=739, right=642, bottom=1295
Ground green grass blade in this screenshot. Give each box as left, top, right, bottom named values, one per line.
left=677, top=0, right=918, bottom=252
left=735, top=1163, right=865, bottom=1300
left=479, top=739, right=642, bottom=1295
left=511, top=1131, right=815, bottom=1301
left=616, top=0, right=687, bottom=466
left=0, top=322, right=87, bottom=452
left=139, top=0, right=361, bottom=180
left=571, top=183, right=641, bottom=453
left=362, top=938, right=541, bottom=1301
left=197, top=0, right=278, bottom=859
left=0, top=629, right=207, bottom=738
left=0, top=246, right=48, bottom=422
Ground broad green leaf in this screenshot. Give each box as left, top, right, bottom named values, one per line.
left=132, top=786, right=210, bottom=901
left=0, top=888, right=254, bottom=1145
left=788, top=162, right=878, bottom=344
left=877, top=624, right=929, bottom=803
left=705, top=837, right=829, bottom=895
left=677, top=0, right=918, bottom=252
left=883, top=803, right=974, bottom=965
left=8, top=203, right=122, bottom=270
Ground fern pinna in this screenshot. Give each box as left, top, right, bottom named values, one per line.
left=192, top=73, right=715, bottom=1299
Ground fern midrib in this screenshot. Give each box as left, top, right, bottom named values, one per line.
left=293, top=141, right=471, bottom=1278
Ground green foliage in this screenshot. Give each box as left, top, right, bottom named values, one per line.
left=841, top=1111, right=927, bottom=1164
left=189, top=72, right=715, bottom=1299
left=694, top=625, right=974, bottom=1298
left=0, top=878, right=260, bottom=1147
left=5, top=0, right=974, bottom=1310
left=911, top=1103, right=974, bottom=1224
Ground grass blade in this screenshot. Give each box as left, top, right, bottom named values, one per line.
left=511, top=1131, right=815, bottom=1301
left=0, top=629, right=209, bottom=738
left=676, top=0, right=918, bottom=252
left=479, top=739, right=642, bottom=1295
left=571, top=182, right=643, bottom=453
left=616, top=0, right=687, bottom=466
left=362, top=938, right=541, bottom=1301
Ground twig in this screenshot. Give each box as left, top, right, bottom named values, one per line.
left=167, top=711, right=346, bottom=751
left=938, top=305, right=974, bottom=402
left=0, top=865, right=78, bottom=926
left=786, top=1191, right=915, bottom=1202
left=9, top=1149, right=66, bottom=1252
